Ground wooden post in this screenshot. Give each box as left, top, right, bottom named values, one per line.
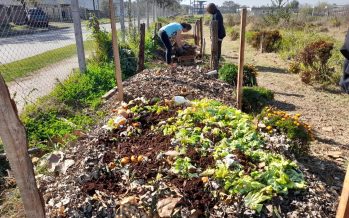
left=236, top=8, right=247, bottom=110
left=200, top=17, right=204, bottom=56
left=138, top=23, right=145, bottom=72
left=337, top=164, right=349, bottom=218
left=196, top=20, right=200, bottom=46
left=109, top=0, right=124, bottom=101
left=210, top=20, right=218, bottom=70
left=0, top=74, right=45, bottom=218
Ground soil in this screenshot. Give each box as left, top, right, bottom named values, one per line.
left=17, top=25, right=349, bottom=218
left=201, top=24, right=349, bottom=217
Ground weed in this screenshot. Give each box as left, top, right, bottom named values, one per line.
left=219, top=63, right=258, bottom=87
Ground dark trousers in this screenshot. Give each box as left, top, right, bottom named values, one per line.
left=218, top=40, right=223, bottom=61
left=159, top=31, right=172, bottom=64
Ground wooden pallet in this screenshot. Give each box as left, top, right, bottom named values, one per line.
left=177, top=55, right=196, bottom=66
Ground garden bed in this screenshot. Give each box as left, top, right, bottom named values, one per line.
left=37, top=67, right=338, bottom=217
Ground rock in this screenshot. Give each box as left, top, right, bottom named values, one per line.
left=32, top=157, right=40, bottom=164
left=173, top=96, right=191, bottom=105
left=322, top=127, right=333, bottom=132
left=40, top=151, right=64, bottom=172
left=164, top=150, right=180, bottom=157
left=60, top=159, right=75, bottom=174
left=62, top=197, right=71, bottom=206
left=328, top=151, right=342, bottom=159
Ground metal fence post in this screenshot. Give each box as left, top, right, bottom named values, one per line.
left=71, top=0, right=86, bottom=72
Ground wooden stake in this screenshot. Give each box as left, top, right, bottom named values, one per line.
left=236, top=8, right=247, bottom=110
left=200, top=17, right=204, bottom=57
left=138, top=23, right=145, bottom=72
left=337, top=164, right=349, bottom=218
left=0, top=74, right=45, bottom=218
left=210, top=20, right=218, bottom=70
left=109, top=0, right=124, bottom=101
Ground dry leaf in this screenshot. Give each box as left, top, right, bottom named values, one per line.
left=157, top=197, right=181, bottom=217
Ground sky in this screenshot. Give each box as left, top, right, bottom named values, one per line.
left=181, top=0, right=349, bottom=7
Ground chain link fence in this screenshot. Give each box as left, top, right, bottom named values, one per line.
left=0, top=0, right=177, bottom=113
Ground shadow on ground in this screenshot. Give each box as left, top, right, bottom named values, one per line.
left=274, top=91, right=305, bottom=98
left=298, top=153, right=344, bottom=189
left=315, top=135, right=348, bottom=149
left=256, top=66, right=287, bottom=74
left=271, top=100, right=297, bottom=111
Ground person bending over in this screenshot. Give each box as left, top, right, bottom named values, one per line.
left=158, top=22, right=192, bottom=64
left=207, top=3, right=226, bottom=62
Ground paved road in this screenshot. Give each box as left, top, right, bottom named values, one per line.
left=0, top=19, right=146, bottom=64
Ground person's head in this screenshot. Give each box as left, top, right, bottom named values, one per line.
left=181, top=23, right=192, bottom=32
left=206, top=3, right=217, bottom=14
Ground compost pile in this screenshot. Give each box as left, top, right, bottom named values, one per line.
left=37, top=67, right=339, bottom=218
left=121, top=66, right=235, bottom=105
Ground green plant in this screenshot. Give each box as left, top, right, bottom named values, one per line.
left=219, top=63, right=258, bottom=87
left=171, top=157, right=197, bottom=178
left=153, top=99, right=306, bottom=212
left=251, top=30, right=282, bottom=52
left=242, top=87, right=274, bottom=113
left=88, top=16, right=137, bottom=79
left=21, top=62, right=115, bottom=150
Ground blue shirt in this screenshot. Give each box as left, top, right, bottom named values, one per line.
left=160, top=23, right=183, bottom=38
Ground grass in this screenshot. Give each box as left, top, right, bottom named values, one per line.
left=20, top=61, right=115, bottom=150
left=0, top=188, right=24, bottom=218
left=0, top=40, right=94, bottom=82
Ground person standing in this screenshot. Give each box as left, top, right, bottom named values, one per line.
left=158, top=22, right=192, bottom=65
left=340, top=28, right=349, bottom=93
left=207, top=3, right=226, bottom=62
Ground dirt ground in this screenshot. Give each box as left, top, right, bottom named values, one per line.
left=202, top=25, right=349, bottom=194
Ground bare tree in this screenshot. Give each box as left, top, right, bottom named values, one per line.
left=271, top=0, right=289, bottom=8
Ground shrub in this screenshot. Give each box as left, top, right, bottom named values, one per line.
left=224, top=14, right=240, bottom=27
left=219, top=63, right=257, bottom=87
left=242, top=87, right=274, bottom=113
left=250, top=30, right=282, bottom=52
left=298, top=40, right=334, bottom=83
left=330, top=17, right=341, bottom=27
left=226, top=27, right=239, bottom=41
left=258, top=107, right=312, bottom=155
left=88, top=15, right=137, bottom=78
left=288, top=62, right=301, bottom=74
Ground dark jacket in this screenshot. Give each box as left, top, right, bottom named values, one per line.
left=212, top=9, right=226, bottom=40
left=340, top=29, right=349, bottom=60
